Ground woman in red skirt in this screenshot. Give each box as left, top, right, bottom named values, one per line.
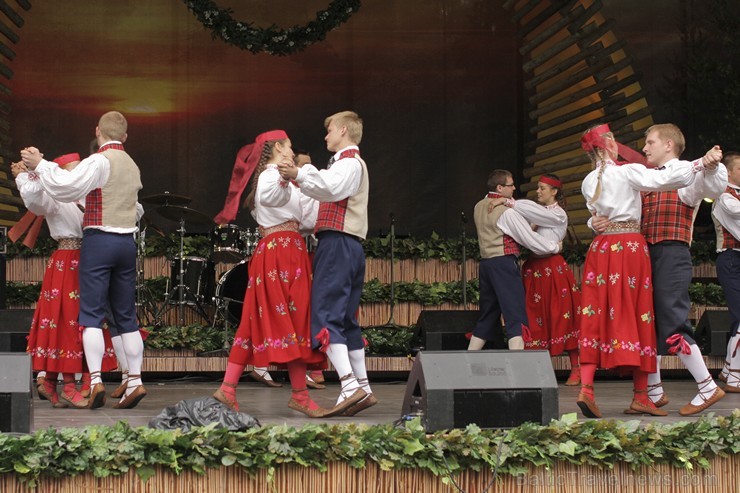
left=213, top=130, right=358, bottom=417
left=13, top=154, right=90, bottom=408
left=500, top=174, right=581, bottom=384
left=578, top=124, right=715, bottom=418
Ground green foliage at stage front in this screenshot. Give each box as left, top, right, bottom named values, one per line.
left=1, top=411, right=739, bottom=488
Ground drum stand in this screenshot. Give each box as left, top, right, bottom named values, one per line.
left=199, top=295, right=242, bottom=357
left=154, top=219, right=212, bottom=327
left=135, top=226, right=160, bottom=326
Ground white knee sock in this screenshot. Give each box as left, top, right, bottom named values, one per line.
left=727, top=334, right=740, bottom=388
left=111, top=335, right=129, bottom=381
left=82, top=327, right=105, bottom=384
left=647, top=355, right=663, bottom=403
left=678, top=344, right=716, bottom=405
left=468, top=335, right=486, bottom=351
left=349, top=349, right=371, bottom=394
left=120, top=331, right=144, bottom=390
left=722, top=333, right=740, bottom=380
left=327, top=343, right=359, bottom=404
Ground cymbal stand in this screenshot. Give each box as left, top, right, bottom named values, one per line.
left=460, top=212, right=468, bottom=309
left=135, top=225, right=159, bottom=326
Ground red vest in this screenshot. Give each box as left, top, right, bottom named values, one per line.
left=315, top=148, right=369, bottom=239
left=641, top=190, right=695, bottom=244
left=485, top=193, right=520, bottom=257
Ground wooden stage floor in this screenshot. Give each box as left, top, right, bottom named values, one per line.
left=30, top=377, right=740, bottom=431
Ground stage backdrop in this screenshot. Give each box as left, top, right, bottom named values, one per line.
left=5, top=1, right=683, bottom=238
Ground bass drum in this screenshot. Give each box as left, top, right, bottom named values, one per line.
left=215, top=261, right=248, bottom=324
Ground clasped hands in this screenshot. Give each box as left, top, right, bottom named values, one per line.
left=277, top=158, right=299, bottom=181
left=19, top=146, right=44, bottom=170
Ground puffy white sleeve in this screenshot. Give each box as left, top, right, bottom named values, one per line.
left=498, top=209, right=560, bottom=256
left=35, top=154, right=110, bottom=203
left=257, top=167, right=292, bottom=208
left=679, top=163, right=728, bottom=206
left=512, top=199, right=567, bottom=228
left=299, top=191, right=319, bottom=234
left=16, top=172, right=59, bottom=216
left=622, top=161, right=700, bottom=192
left=294, top=160, right=362, bottom=202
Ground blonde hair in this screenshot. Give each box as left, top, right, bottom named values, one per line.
left=645, top=123, right=685, bottom=157
left=581, top=125, right=611, bottom=206
left=325, top=111, right=363, bottom=144
left=725, top=152, right=740, bottom=172
left=98, top=111, right=127, bottom=141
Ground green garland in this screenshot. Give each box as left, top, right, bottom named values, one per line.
left=2, top=413, right=739, bottom=488
left=183, top=0, right=362, bottom=56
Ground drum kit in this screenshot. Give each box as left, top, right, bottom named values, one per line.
left=136, top=192, right=260, bottom=336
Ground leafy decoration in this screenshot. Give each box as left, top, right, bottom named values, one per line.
left=182, top=0, right=362, bottom=56
left=1, top=413, right=739, bottom=488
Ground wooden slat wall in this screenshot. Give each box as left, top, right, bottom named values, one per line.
left=505, top=0, right=654, bottom=241
left=0, top=0, right=27, bottom=227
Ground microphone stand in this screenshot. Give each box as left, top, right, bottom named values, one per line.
left=460, top=212, right=468, bottom=308
left=382, top=213, right=398, bottom=328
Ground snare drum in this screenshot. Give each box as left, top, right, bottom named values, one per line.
left=215, top=261, right=248, bottom=324
left=211, top=224, right=246, bottom=263
left=169, top=256, right=215, bottom=304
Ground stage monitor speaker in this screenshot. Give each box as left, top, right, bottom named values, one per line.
left=0, top=352, right=33, bottom=433
left=416, top=310, right=505, bottom=351
left=0, top=309, right=34, bottom=352
left=401, top=350, right=558, bottom=431
left=695, top=310, right=731, bottom=357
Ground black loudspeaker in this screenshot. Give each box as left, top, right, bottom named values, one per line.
left=695, top=310, right=732, bottom=357
left=0, top=352, right=33, bottom=433
left=416, top=310, right=506, bottom=351
left=401, top=350, right=558, bottom=431
left=0, top=309, right=34, bottom=352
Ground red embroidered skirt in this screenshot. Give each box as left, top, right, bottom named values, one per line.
left=578, top=233, right=657, bottom=372
left=26, top=249, right=85, bottom=373
left=522, top=254, right=580, bottom=355
left=229, top=230, right=325, bottom=368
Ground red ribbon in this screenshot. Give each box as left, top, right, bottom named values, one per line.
left=316, top=327, right=331, bottom=353
left=666, top=334, right=692, bottom=355
left=522, top=325, right=532, bottom=343
left=8, top=211, right=45, bottom=249
left=581, top=123, right=648, bottom=166
left=214, top=130, right=288, bottom=225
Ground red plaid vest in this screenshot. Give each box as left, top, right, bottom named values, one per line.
left=315, top=148, right=369, bottom=239
left=716, top=186, right=740, bottom=249
left=640, top=190, right=695, bottom=244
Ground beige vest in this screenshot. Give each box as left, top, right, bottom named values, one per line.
left=474, top=197, right=507, bottom=259
left=99, top=149, right=141, bottom=228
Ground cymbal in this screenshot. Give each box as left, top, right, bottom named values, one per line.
left=140, top=191, right=192, bottom=206
left=156, top=205, right=214, bottom=226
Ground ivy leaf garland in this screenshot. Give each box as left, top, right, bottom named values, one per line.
left=183, top=0, right=362, bottom=56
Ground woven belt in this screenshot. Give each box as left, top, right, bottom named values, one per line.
left=258, top=220, right=299, bottom=237
left=603, top=221, right=640, bottom=234
left=58, top=238, right=82, bottom=250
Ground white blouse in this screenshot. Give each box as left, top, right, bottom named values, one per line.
left=16, top=171, right=83, bottom=239
left=254, top=164, right=318, bottom=231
